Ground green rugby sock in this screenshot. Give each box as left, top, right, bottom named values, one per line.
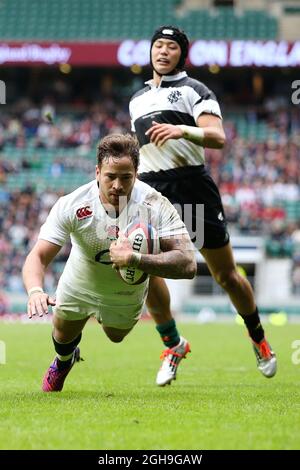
left=156, top=319, right=180, bottom=348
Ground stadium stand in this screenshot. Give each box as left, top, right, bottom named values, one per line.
left=0, top=0, right=278, bottom=40
left=0, top=0, right=298, bottom=312
left=1, top=101, right=299, bottom=302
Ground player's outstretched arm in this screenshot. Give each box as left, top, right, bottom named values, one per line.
left=110, top=234, right=196, bottom=280
left=22, top=240, right=61, bottom=318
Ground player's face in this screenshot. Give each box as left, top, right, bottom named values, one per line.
left=96, top=156, right=137, bottom=210
left=151, top=38, right=181, bottom=75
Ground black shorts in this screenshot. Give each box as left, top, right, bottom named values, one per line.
left=139, top=165, right=230, bottom=249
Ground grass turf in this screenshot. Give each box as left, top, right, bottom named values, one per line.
left=0, top=320, right=299, bottom=450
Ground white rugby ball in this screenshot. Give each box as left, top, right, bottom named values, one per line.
left=118, top=222, right=160, bottom=285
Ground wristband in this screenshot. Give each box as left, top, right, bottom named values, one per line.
left=28, top=287, right=44, bottom=297
left=177, top=125, right=204, bottom=145
left=129, top=252, right=142, bottom=268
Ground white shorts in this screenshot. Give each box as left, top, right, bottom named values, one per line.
left=53, top=283, right=147, bottom=330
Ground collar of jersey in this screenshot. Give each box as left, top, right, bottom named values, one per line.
left=145, top=71, right=187, bottom=88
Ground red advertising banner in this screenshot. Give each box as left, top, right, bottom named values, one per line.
left=0, top=42, right=120, bottom=66
left=0, top=40, right=300, bottom=67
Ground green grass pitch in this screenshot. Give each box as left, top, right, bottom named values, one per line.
left=0, top=321, right=299, bottom=450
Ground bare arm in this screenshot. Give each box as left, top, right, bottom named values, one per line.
left=137, top=236, right=196, bottom=279
left=196, top=113, right=226, bottom=149
left=22, top=239, right=62, bottom=318
left=145, top=114, right=226, bottom=149
left=109, top=234, right=196, bottom=279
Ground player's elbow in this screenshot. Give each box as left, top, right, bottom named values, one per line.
left=186, top=258, right=197, bottom=279
left=215, top=131, right=226, bottom=149
left=205, top=132, right=226, bottom=149
left=181, top=255, right=197, bottom=279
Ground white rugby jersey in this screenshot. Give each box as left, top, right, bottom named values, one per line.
left=129, top=71, right=222, bottom=173
left=38, top=179, right=188, bottom=300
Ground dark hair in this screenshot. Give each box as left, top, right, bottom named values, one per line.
left=151, top=25, right=189, bottom=70
left=97, top=133, right=140, bottom=171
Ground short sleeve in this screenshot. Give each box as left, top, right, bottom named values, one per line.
left=38, top=197, right=71, bottom=246
left=191, top=83, right=222, bottom=122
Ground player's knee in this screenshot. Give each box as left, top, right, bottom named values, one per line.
left=102, top=326, right=132, bottom=343
left=107, top=335, right=125, bottom=343
left=214, top=269, right=239, bottom=291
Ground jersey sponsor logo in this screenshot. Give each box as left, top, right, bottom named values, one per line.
left=142, top=111, right=162, bottom=121
left=167, top=89, right=182, bottom=104
left=76, top=205, right=93, bottom=220
left=95, top=249, right=112, bottom=265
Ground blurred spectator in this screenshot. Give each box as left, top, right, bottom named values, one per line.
left=0, top=291, right=9, bottom=315
left=0, top=97, right=299, bottom=293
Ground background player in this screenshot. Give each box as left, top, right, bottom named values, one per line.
left=130, top=26, right=277, bottom=383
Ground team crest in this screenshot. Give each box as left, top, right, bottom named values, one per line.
left=167, top=90, right=182, bottom=104
left=107, top=225, right=119, bottom=240
left=76, top=206, right=93, bottom=220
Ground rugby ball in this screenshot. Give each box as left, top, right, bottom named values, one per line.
left=118, top=222, right=160, bottom=285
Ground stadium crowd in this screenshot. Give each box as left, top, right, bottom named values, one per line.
left=0, top=97, right=300, bottom=295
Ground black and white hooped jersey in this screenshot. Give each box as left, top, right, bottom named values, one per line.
left=129, top=71, right=222, bottom=173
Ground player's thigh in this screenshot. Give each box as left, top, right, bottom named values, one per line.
left=53, top=285, right=99, bottom=341
left=98, top=303, right=143, bottom=334
left=200, top=242, right=236, bottom=278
